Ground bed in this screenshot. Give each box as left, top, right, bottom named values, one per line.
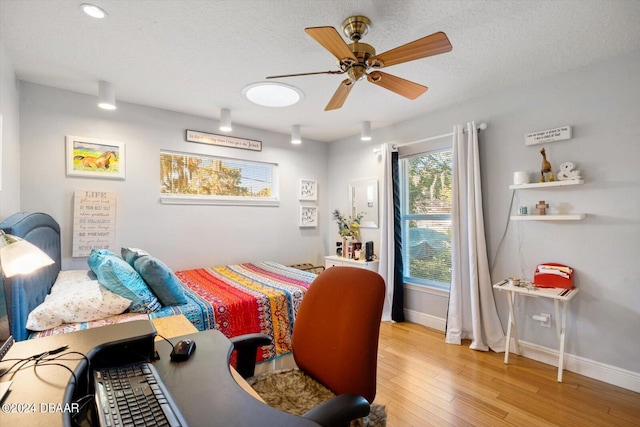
left=0, top=212, right=316, bottom=367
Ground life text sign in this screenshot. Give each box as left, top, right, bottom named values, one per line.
left=525, top=126, right=572, bottom=146
left=72, top=190, right=117, bottom=257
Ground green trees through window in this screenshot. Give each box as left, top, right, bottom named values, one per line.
left=401, top=149, right=453, bottom=289
left=160, top=151, right=277, bottom=200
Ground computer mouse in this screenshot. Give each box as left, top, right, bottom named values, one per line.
left=170, top=339, right=196, bottom=362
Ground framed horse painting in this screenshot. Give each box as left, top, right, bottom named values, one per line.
left=66, top=135, right=125, bottom=180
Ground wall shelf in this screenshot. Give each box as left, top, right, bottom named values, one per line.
left=509, top=179, right=583, bottom=190
left=511, top=214, right=585, bottom=221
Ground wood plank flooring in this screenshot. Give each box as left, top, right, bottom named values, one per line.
left=374, top=322, right=640, bottom=426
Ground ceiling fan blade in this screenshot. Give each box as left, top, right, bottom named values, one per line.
left=373, top=32, right=452, bottom=67
left=266, top=70, right=345, bottom=79
left=305, top=26, right=357, bottom=62
left=367, top=71, right=428, bottom=99
left=325, top=79, right=354, bottom=111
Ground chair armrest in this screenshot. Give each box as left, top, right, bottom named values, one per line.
left=301, top=393, right=370, bottom=427
left=229, top=333, right=272, bottom=378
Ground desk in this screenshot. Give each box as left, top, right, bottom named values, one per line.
left=0, top=320, right=317, bottom=426
left=151, top=315, right=263, bottom=403
left=493, top=280, right=578, bottom=382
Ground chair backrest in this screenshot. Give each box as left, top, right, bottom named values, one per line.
left=292, top=266, right=385, bottom=403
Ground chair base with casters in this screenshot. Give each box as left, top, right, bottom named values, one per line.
left=231, top=267, right=387, bottom=427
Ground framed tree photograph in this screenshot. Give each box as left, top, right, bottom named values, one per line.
left=66, top=135, right=125, bottom=180
left=299, top=206, right=318, bottom=227
left=299, top=179, right=317, bottom=201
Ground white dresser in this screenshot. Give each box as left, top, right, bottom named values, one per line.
left=324, top=255, right=379, bottom=272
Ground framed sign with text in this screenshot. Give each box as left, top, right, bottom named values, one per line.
left=186, top=129, right=262, bottom=151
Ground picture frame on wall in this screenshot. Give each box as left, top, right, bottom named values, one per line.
left=299, top=206, right=318, bottom=227
left=299, top=179, right=317, bottom=201
left=66, top=135, right=125, bottom=180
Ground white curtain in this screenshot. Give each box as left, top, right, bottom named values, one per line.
left=446, top=122, right=506, bottom=352
left=378, top=142, right=395, bottom=321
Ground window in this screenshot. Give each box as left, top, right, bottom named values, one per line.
left=400, top=148, right=452, bottom=290
left=160, top=151, right=279, bottom=206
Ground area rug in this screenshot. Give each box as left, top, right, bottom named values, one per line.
left=247, top=369, right=386, bottom=427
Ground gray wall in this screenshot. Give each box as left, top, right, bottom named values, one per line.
left=328, top=51, right=640, bottom=374
left=0, top=40, right=21, bottom=218
left=18, top=83, right=329, bottom=271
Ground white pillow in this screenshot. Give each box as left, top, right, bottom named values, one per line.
left=26, top=270, right=132, bottom=331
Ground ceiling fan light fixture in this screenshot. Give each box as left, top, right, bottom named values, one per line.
left=80, top=3, right=108, bottom=19
left=291, top=125, right=301, bottom=144
left=219, top=108, right=232, bottom=132
left=361, top=121, right=372, bottom=141
left=242, top=82, right=303, bottom=107
left=98, top=80, right=116, bottom=110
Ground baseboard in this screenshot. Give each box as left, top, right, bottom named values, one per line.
left=404, top=309, right=446, bottom=332
left=403, top=311, right=640, bottom=393
left=516, top=339, right=640, bottom=393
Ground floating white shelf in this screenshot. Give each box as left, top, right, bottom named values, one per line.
left=511, top=214, right=585, bottom=221
left=509, top=179, right=583, bottom=190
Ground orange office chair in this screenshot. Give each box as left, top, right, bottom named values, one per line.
left=231, top=266, right=386, bottom=427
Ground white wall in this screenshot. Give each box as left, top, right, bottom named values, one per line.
left=19, top=83, right=329, bottom=271
left=0, top=40, right=21, bottom=218
left=328, top=51, right=640, bottom=375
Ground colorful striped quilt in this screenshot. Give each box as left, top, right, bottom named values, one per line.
left=30, top=262, right=316, bottom=364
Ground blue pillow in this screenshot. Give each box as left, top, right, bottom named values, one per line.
left=133, top=255, right=186, bottom=306
left=87, top=249, right=161, bottom=313
left=121, top=247, right=149, bottom=266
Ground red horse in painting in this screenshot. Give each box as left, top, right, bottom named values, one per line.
left=74, top=151, right=117, bottom=170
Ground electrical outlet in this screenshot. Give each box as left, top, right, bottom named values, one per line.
left=532, top=313, right=551, bottom=328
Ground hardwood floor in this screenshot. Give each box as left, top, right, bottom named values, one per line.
left=374, top=322, right=640, bottom=426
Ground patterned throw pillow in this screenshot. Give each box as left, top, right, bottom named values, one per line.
left=88, top=249, right=161, bottom=313
left=26, top=271, right=131, bottom=331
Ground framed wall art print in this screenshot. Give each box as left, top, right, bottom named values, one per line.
left=66, top=135, right=125, bottom=180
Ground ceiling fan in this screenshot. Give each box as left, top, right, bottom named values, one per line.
left=266, top=16, right=453, bottom=111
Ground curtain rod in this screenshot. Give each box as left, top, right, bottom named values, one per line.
left=373, top=122, right=488, bottom=154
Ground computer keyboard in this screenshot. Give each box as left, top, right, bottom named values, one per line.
left=93, top=362, right=188, bottom=427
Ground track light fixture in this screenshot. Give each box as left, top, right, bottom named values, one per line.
left=98, top=81, right=116, bottom=110
left=291, top=125, right=301, bottom=144
left=361, top=121, right=371, bottom=141
left=219, top=108, right=232, bottom=132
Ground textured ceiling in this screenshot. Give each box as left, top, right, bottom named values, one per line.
left=1, top=0, right=640, bottom=142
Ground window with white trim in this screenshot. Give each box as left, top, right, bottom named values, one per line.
left=160, top=151, right=279, bottom=206
left=400, top=148, right=452, bottom=290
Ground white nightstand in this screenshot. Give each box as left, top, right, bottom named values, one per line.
left=324, top=255, right=379, bottom=272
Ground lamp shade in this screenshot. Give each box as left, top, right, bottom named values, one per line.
left=98, top=80, right=116, bottom=110
left=220, top=108, right=232, bottom=132
left=291, top=125, right=301, bottom=144
left=0, top=231, right=54, bottom=277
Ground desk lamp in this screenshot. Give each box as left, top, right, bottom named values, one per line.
left=0, top=230, right=54, bottom=277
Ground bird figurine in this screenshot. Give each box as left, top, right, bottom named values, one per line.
left=540, top=148, right=555, bottom=182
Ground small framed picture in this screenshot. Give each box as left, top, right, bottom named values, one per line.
left=66, top=135, right=125, bottom=180
left=299, top=179, right=317, bottom=201
left=299, top=206, right=318, bottom=227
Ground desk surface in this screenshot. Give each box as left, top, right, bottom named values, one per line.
left=0, top=320, right=317, bottom=427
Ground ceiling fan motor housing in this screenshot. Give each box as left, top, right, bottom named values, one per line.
left=345, top=42, right=376, bottom=81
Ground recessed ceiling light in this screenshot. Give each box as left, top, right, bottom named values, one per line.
left=81, top=3, right=108, bottom=19
left=242, top=82, right=303, bottom=107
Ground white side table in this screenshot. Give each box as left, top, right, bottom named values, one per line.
left=324, top=255, right=379, bottom=273
left=493, top=280, right=578, bottom=382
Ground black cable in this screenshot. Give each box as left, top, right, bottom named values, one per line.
left=34, top=360, right=78, bottom=386
left=490, top=189, right=515, bottom=277
left=156, top=333, right=175, bottom=348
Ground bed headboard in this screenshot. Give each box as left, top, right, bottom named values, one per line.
left=0, top=212, right=62, bottom=341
